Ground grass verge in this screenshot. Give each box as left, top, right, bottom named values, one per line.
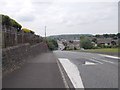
left=85, top=48, right=119, bottom=53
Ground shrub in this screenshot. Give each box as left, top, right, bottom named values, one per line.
left=1, top=14, right=22, bottom=30
left=80, top=37, right=93, bottom=49
left=46, top=38, right=58, bottom=50
left=22, top=28, right=35, bottom=34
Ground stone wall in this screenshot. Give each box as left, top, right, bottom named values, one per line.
left=2, top=42, right=48, bottom=76
left=2, top=26, right=43, bottom=48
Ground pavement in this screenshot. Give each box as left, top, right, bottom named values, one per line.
left=53, top=50, right=119, bottom=89
left=2, top=52, right=65, bottom=88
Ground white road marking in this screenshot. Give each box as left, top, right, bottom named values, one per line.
left=85, top=61, right=96, bottom=65
left=58, top=58, right=84, bottom=88
left=99, top=54, right=120, bottom=59
left=100, top=59, right=116, bottom=64
left=89, top=58, right=103, bottom=64
left=82, top=56, right=103, bottom=64
left=84, top=56, right=117, bottom=65
left=92, top=57, right=117, bottom=65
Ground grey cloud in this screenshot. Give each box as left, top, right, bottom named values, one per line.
left=17, top=15, right=35, bottom=22
left=0, top=0, right=117, bottom=36
left=32, top=1, right=53, bottom=5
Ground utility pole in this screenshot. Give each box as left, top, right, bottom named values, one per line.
left=45, top=26, right=47, bottom=43
left=45, top=26, right=46, bottom=38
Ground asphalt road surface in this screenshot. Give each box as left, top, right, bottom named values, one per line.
left=3, top=52, right=65, bottom=88
left=2, top=50, right=119, bottom=89
left=53, top=50, right=119, bottom=89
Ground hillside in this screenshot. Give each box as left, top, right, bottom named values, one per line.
left=48, top=34, right=93, bottom=41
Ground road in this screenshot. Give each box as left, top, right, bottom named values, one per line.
left=2, top=50, right=119, bottom=89
left=53, top=50, right=119, bottom=89
left=3, top=52, right=65, bottom=88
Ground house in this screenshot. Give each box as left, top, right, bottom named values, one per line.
left=97, top=38, right=118, bottom=46
left=65, top=40, right=80, bottom=50
left=57, top=40, right=65, bottom=50
left=73, top=40, right=80, bottom=49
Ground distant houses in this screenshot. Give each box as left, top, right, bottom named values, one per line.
left=96, top=38, right=118, bottom=46
left=66, top=40, right=80, bottom=50
left=49, top=33, right=119, bottom=50
left=57, top=35, right=119, bottom=50
left=57, top=39, right=80, bottom=50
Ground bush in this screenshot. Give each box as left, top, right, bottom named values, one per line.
left=80, top=37, right=93, bottom=49
left=46, top=38, right=58, bottom=51
left=22, top=28, right=35, bottom=34
left=1, top=14, right=22, bottom=30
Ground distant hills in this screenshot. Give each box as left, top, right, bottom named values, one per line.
left=48, top=34, right=93, bottom=41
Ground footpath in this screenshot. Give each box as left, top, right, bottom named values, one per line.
left=3, top=52, right=65, bottom=88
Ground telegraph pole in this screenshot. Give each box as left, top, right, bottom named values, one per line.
left=45, top=26, right=46, bottom=38
left=44, top=26, right=47, bottom=43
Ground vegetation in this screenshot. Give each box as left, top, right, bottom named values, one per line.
left=80, top=36, right=93, bottom=49
left=95, top=33, right=120, bottom=39
left=86, top=48, right=119, bottom=53
left=117, top=33, right=120, bottom=38
left=46, top=38, right=58, bottom=51
left=1, top=14, right=47, bottom=48
left=49, top=34, right=93, bottom=41
left=22, top=28, right=35, bottom=34
left=1, top=14, right=22, bottom=30
left=0, top=15, right=2, bottom=24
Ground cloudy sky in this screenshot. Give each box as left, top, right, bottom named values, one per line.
left=0, top=0, right=119, bottom=36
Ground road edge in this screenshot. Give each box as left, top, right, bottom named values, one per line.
left=53, top=52, right=75, bottom=89
left=56, top=59, right=69, bottom=88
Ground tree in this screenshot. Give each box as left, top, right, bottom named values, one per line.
left=80, top=37, right=93, bottom=49
left=103, top=34, right=109, bottom=38
left=109, top=34, right=116, bottom=38
left=2, top=15, right=11, bottom=27
left=117, top=33, right=120, bottom=38
left=111, top=41, right=116, bottom=46
left=46, top=38, right=58, bottom=50
left=10, top=19, right=22, bottom=30
left=1, top=14, right=22, bottom=30
left=95, top=34, right=101, bottom=38
left=92, top=38, right=97, bottom=43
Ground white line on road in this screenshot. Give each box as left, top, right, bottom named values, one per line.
left=99, top=54, right=120, bottom=59
left=82, top=57, right=103, bottom=65
left=89, top=58, right=103, bottom=64
left=58, top=58, right=84, bottom=88
left=85, top=61, right=96, bottom=65
left=84, top=56, right=117, bottom=65
left=92, top=57, right=117, bottom=65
